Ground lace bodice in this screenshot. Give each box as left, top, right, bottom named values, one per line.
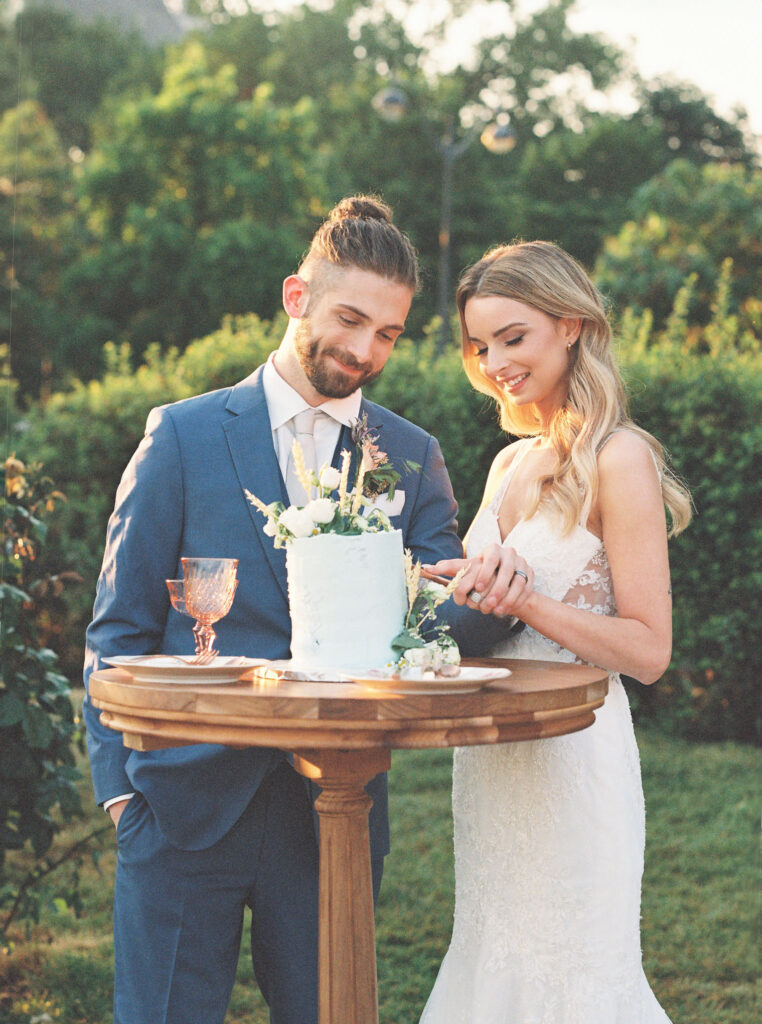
left=467, top=439, right=617, bottom=664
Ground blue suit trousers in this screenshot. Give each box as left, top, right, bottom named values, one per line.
left=113, top=761, right=383, bottom=1024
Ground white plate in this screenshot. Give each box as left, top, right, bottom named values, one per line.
left=103, top=655, right=264, bottom=685
left=347, top=666, right=512, bottom=695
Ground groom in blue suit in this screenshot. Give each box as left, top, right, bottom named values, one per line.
left=83, top=196, right=520, bottom=1024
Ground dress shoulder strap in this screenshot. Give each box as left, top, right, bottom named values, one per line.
left=488, top=437, right=536, bottom=511
left=595, top=428, right=625, bottom=454
left=596, top=428, right=662, bottom=481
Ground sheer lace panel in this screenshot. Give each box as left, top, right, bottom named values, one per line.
left=561, top=543, right=617, bottom=617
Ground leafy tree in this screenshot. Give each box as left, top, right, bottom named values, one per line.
left=0, top=6, right=35, bottom=116
left=2, top=6, right=160, bottom=150
left=497, top=114, right=667, bottom=266
left=64, top=40, right=326, bottom=374
left=595, top=160, right=762, bottom=331
left=192, top=1, right=760, bottom=329
left=282, top=0, right=628, bottom=330
left=637, top=81, right=758, bottom=169
left=0, top=101, right=83, bottom=399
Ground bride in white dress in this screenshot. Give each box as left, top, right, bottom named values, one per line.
left=420, top=241, right=692, bottom=1024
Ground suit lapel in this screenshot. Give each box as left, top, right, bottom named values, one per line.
left=223, top=369, right=289, bottom=599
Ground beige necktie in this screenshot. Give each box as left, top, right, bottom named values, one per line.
left=285, top=408, right=319, bottom=505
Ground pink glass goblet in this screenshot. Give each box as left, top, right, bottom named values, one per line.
left=180, top=558, right=239, bottom=659
left=166, top=578, right=203, bottom=654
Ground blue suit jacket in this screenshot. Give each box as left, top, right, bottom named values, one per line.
left=83, top=366, right=513, bottom=853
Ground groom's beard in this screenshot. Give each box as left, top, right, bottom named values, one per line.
left=293, top=319, right=384, bottom=398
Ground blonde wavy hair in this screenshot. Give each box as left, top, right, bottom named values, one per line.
left=457, top=241, right=691, bottom=536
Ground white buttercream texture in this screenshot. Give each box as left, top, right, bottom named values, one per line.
left=286, top=530, right=408, bottom=670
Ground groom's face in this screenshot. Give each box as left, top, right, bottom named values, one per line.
left=293, top=266, right=413, bottom=399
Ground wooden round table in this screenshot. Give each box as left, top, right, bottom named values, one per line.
left=90, top=657, right=608, bottom=1024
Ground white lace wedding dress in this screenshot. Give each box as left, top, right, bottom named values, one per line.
left=420, top=441, right=671, bottom=1024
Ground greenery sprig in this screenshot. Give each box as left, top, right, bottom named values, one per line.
left=391, top=551, right=465, bottom=673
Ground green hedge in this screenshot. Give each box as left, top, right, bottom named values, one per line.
left=15, top=310, right=761, bottom=741
left=620, top=344, right=761, bottom=742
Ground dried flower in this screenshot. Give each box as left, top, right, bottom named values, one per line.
left=350, top=414, right=418, bottom=498
left=246, top=492, right=273, bottom=517
left=351, top=461, right=366, bottom=515
left=403, top=549, right=421, bottom=615
left=337, top=449, right=352, bottom=510
left=291, top=438, right=314, bottom=498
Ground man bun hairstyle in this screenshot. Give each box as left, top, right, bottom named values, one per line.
left=299, top=194, right=419, bottom=293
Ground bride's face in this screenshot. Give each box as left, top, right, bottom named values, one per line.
left=464, top=295, right=580, bottom=421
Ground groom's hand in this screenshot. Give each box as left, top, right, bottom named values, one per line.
left=108, top=798, right=131, bottom=829
left=425, top=544, right=534, bottom=618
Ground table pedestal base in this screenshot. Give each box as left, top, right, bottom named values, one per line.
left=294, top=749, right=392, bottom=1024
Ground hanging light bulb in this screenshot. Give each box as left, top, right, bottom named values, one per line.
left=481, top=121, right=517, bottom=154
left=372, top=86, right=409, bottom=123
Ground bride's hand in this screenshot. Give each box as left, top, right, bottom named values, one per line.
left=426, top=544, right=534, bottom=617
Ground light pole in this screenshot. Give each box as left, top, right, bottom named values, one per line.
left=374, top=87, right=516, bottom=350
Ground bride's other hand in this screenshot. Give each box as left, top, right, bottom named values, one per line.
left=426, top=544, right=534, bottom=617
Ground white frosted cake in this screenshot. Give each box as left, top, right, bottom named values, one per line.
left=286, top=529, right=408, bottom=671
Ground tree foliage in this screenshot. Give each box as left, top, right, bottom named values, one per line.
left=63, top=40, right=326, bottom=375
left=0, top=101, right=81, bottom=400
left=0, top=456, right=82, bottom=871
left=0, top=1, right=758, bottom=394
left=2, top=5, right=159, bottom=150
left=637, top=81, right=757, bottom=169
left=595, top=160, right=762, bottom=331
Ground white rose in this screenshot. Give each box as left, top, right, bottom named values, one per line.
left=305, top=497, right=336, bottom=525
left=263, top=519, right=277, bottom=537
left=402, top=645, right=427, bottom=667
left=279, top=506, right=316, bottom=538
left=319, top=465, right=342, bottom=490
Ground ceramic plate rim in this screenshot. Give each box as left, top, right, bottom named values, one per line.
left=103, top=655, right=263, bottom=684
left=346, top=665, right=512, bottom=694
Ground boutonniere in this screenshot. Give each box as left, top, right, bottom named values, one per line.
left=350, top=413, right=419, bottom=499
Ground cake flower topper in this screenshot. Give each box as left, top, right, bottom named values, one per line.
left=244, top=419, right=417, bottom=548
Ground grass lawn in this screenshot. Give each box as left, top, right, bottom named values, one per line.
left=1, top=721, right=758, bottom=1023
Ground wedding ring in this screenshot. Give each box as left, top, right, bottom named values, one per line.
left=513, top=569, right=528, bottom=583
left=468, top=590, right=483, bottom=604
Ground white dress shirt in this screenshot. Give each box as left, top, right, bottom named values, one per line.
left=262, top=351, right=362, bottom=480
